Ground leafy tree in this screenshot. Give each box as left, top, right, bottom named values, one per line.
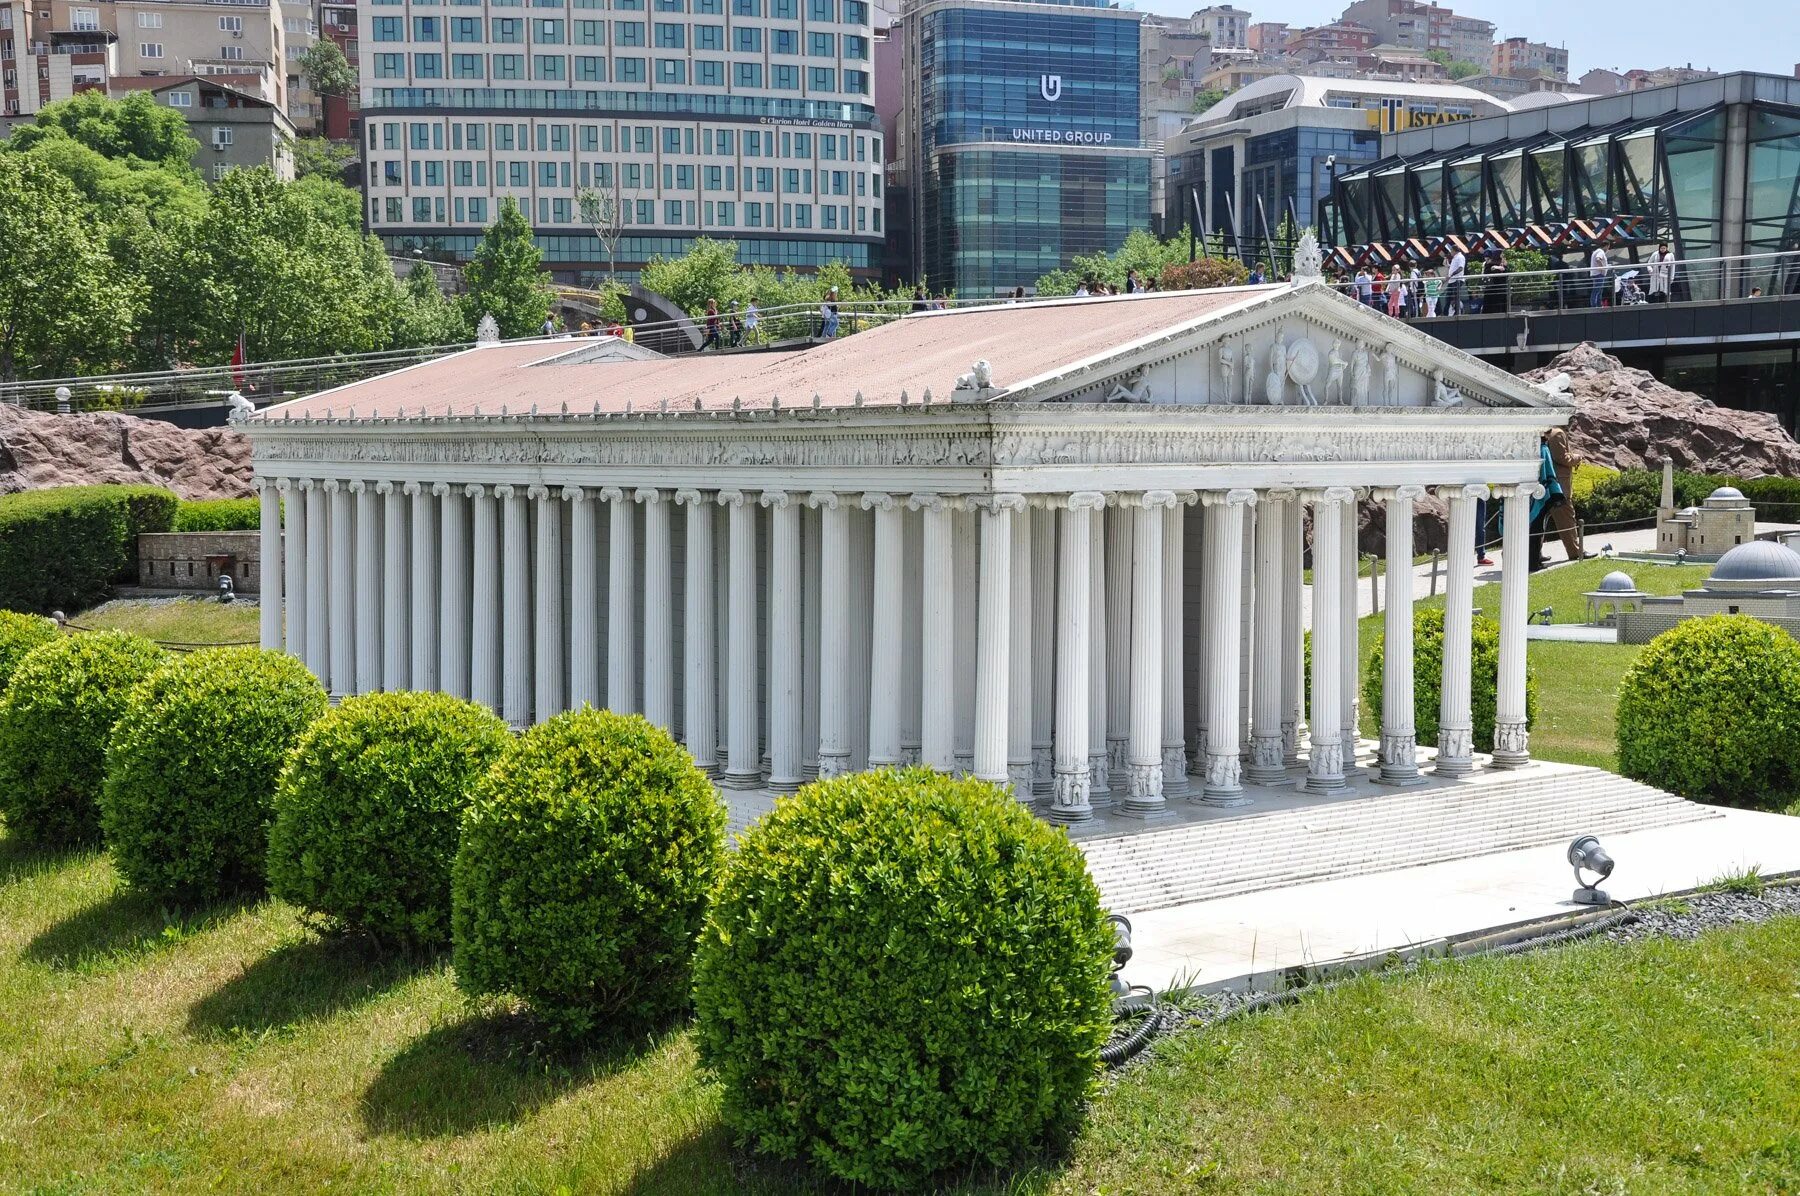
left=640, top=235, right=753, bottom=317
left=1448, top=60, right=1482, bottom=80
left=299, top=40, right=355, bottom=97
left=288, top=172, right=362, bottom=231
left=291, top=135, right=357, bottom=181
left=0, top=156, right=137, bottom=382
left=8, top=91, right=197, bottom=170
left=392, top=263, right=469, bottom=347
left=459, top=197, right=553, bottom=338
left=1034, top=226, right=1200, bottom=295
left=6, top=129, right=204, bottom=223
left=1160, top=62, right=1185, bottom=86
left=1190, top=87, right=1226, bottom=114
left=576, top=184, right=624, bottom=283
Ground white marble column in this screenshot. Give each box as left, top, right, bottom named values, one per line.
left=566, top=487, right=601, bottom=710
left=1200, top=489, right=1255, bottom=805
left=378, top=482, right=408, bottom=692
left=764, top=491, right=802, bottom=792
left=677, top=490, right=717, bottom=771
left=1105, top=504, right=1134, bottom=778
left=1030, top=504, right=1056, bottom=797
left=408, top=482, right=439, bottom=692
left=468, top=484, right=502, bottom=712
left=604, top=486, right=637, bottom=714
left=1161, top=497, right=1190, bottom=798
left=1005, top=497, right=1034, bottom=795
left=1339, top=495, right=1360, bottom=758
left=276, top=479, right=302, bottom=658
left=304, top=481, right=329, bottom=685
left=1087, top=509, right=1110, bottom=801
left=352, top=480, right=381, bottom=695
left=1492, top=482, right=1541, bottom=769
left=952, top=505, right=977, bottom=774
left=1281, top=498, right=1304, bottom=765
left=1376, top=486, right=1426, bottom=784
left=812, top=492, right=851, bottom=778
left=865, top=492, right=904, bottom=767
left=1051, top=493, right=1104, bottom=824
left=1124, top=492, right=1175, bottom=816
left=1435, top=484, right=1485, bottom=775
left=258, top=480, right=283, bottom=651
left=721, top=490, right=760, bottom=788
left=900, top=505, right=923, bottom=765
left=847, top=508, right=873, bottom=770
left=1247, top=489, right=1293, bottom=784
left=1305, top=487, right=1352, bottom=793
left=914, top=493, right=954, bottom=771
left=638, top=488, right=673, bottom=729
left=499, top=484, right=533, bottom=727
left=326, top=480, right=354, bottom=697
left=437, top=483, right=470, bottom=700
left=973, top=495, right=1019, bottom=786
left=713, top=503, right=730, bottom=753
left=532, top=484, right=564, bottom=720
left=801, top=504, right=821, bottom=778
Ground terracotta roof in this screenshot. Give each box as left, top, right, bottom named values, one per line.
left=260, top=288, right=1278, bottom=420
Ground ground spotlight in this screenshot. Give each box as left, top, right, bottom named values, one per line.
left=1106, top=913, right=1133, bottom=998
left=1568, top=835, right=1615, bottom=905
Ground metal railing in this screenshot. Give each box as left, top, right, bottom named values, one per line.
left=1325, top=249, right=1800, bottom=317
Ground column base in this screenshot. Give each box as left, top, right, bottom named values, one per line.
left=868, top=755, right=903, bottom=771
left=1161, top=744, right=1191, bottom=798
left=816, top=752, right=850, bottom=780
left=1488, top=754, right=1532, bottom=770
left=1195, top=789, right=1250, bottom=808
left=1490, top=720, right=1531, bottom=769
left=1281, top=719, right=1301, bottom=766
left=1305, top=739, right=1347, bottom=794
left=1007, top=761, right=1035, bottom=798
left=1048, top=765, right=1092, bottom=824
left=1435, top=758, right=1476, bottom=777
left=766, top=777, right=803, bottom=794
left=719, top=770, right=765, bottom=791
left=1375, top=732, right=1425, bottom=785
left=1374, top=768, right=1427, bottom=786
left=953, top=752, right=973, bottom=775
left=1088, top=752, right=1111, bottom=799
left=801, top=763, right=819, bottom=781
left=1244, top=734, right=1288, bottom=785
left=1031, top=743, right=1053, bottom=796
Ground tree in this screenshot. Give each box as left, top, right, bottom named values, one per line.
left=392, top=264, right=469, bottom=348
left=299, top=40, right=355, bottom=98
left=0, top=156, right=137, bottom=381
left=1448, top=60, right=1482, bottom=80
left=459, top=198, right=553, bottom=338
left=577, top=183, right=624, bottom=284
left=1190, top=88, right=1226, bottom=115
left=639, top=236, right=751, bottom=318
left=291, top=135, right=357, bottom=181
left=7, top=91, right=197, bottom=170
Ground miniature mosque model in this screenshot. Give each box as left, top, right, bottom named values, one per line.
left=243, top=236, right=1573, bottom=823
left=1655, top=458, right=1755, bottom=560
left=1614, top=540, right=1800, bottom=644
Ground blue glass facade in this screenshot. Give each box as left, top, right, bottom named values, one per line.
left=906, top=0, right=1150, bottom=294
left=1166, top=123, right=1378, bottom=250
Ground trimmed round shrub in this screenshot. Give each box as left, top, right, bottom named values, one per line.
left=102, top=646, right=326, bottom=900
left=269, top=692, right=512, bottom=944
left=452, top=709, right=725, bottom=1037
left=0, top=631, right=165, bottom=845
left=1363, top=608, right=1538, bottom=752
left=1616, top=615, right=1800, bottom=810
left=0, top=610, right=60, bottom=694
left=693, top=767, right=1116, bottom=1191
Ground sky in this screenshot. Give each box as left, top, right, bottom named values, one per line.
left=1131, top=0, right=1796, bottom=81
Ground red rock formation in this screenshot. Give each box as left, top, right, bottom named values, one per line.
left=0, top=404, right=252, bottom=500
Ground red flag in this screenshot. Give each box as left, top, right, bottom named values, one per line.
left=230, top=330, right=247, bottom=391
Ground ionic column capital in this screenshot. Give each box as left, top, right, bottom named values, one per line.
left=431, top=481, right=453, bottom=498
left=1260, top=486, right=1298, bottom=504
left=599, top=485, right=626, bottom=502
left=990, top=493, right=1027, bottom=512
left=375, top=480, right=395, bottom=496
left=1066, top=491, right=1108, bottom=512
left=759, top=489, right=791, bottom=509
left=716, top=488, right=747, bottom=507
left=1371, top=484, right=1427, bottom=503
left=1435, top=483, right=1490, bottom=502
left=1199, top=487, right=1258, bottom=508
left=907, top=492, right=945, bottom=512
left=323, top=479, right=344, bottom=494
left=251, top=477, right=271, bottom=494
left=527, top=484, right=552, bottom=501
left=493, top=483, right=517, bottom=500
left=463, top=483, right=487, bottom=499
left=346, top=480, right=367, bottom=495
left=273, top=478, right=294, bottom=494
left=564, top=485, right=590, bottom=502
left=860, top=491, right=897, bottom=512
left=402, top=480, right=423, bottom=497
left=807, top=490, right=840, bottom=510
left=297, top=478, right=318, bottom=493
left=1302, top=485, right=1357, bottom=505
left=634, top=487, right=664, bottom=504
left=1490, top=482, right=1545, bottom=500
left=1138, top=490, right=1179, bottom=511
left=672, top=487, right=703, bottom=505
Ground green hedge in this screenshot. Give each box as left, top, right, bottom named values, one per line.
left=0, top=485, right=178, bottom=613
left=0, top=610, right=60, bottom=696
left=103, top=646, right=326, bottom=901
left=693, top=768, right=1116, bottom=1190
left=1363, top=608, right=1538, bottom=753
left=0, top=631, right=166, bottom=845
left=173, top=498, right=262, bottom=532
left=452, top=709, right=725, bottom=1038
left=269, top=692, right=512, bottom=944
left=1616, top=615, right=1800, bottom=811
left=1574, top=468, right=1800, bottom=531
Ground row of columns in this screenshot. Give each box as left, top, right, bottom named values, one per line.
left=260, top=477, right=1539, bottom=820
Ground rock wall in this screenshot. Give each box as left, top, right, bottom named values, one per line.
left=0, top=404, right=252, bottom=500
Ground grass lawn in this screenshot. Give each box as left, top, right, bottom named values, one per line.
left=3, top=835, right=1799, bottom=1194
left=71, top=598, right=261, bottom=646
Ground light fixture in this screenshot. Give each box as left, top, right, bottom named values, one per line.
left=1533, top=606, right=1554, bottom=625
left=1601, top=542, right=1615, bottom=558
left=217, top=573, right=236, bottom=604
left=1675, top=548, right=1687, bottom=565
left=1568, top=835, right=1614, bottom=905
left=1106, top=913, right=1133, bottom=998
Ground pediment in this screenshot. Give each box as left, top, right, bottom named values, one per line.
left=1002, top=282, right=1564, bottom=414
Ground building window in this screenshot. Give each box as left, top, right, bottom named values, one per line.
left=415, top=52, right=443, bottom=77
left=614, top=55, right=644, bottom=81
left=575, top=19, right=604, bottom=43
left=772, top=64, right=797, bottom=90
left=807, top=31, right=832, bottom=57
left=732, top=26, right=760, bottom=52
left=574, top=54, right=604, bottom=80
left=533, top=18, right=564, bottom=43
left=69, top=7, right=99, bottom=30
left=806, top=0, right=831, bottom=22
left=694, top=59, right=722, bottom=86
left=212, top=126, right=234, bottom=146
left=533, top=53, right=564, bottom=79
left=614, top=19, right=644, bottom=45
left=137, top=11, right=162, bottom=28
left=166, top=90, right=192, bottom=107
left=653, top=21, right=683, bottom=47
left=491, top=17, right=523, bottom=42
left=453, top=53, right=483, bottom=77
left=219, top=44, right=244, bottom=61
left=453, top=16, right=483, bottom=41
left=808, top=66, right=834, bottom=91
left=139, top=42, right=164, bottom=58
left=412, top=15, right=440, bottom=38
left=733, top=61, right=761, bottom=88
left=493, top=53, right=523, bottom=78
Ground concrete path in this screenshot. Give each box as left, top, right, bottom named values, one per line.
left=1119, top=804, right=1800, bottom=995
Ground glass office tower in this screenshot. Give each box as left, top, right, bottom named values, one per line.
left=898, top=0, right=1151, bottom=295
left=361, top=0, right=886, bottom=281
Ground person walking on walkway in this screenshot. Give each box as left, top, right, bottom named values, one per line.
left=743, top=296, right=760, bottom=344
left=1589, top=243, right=1609, bottom=308
left=1446, top=248, right=1467, bottom=314
left=820, top=287, right=841, bottom=338
left=700, top=298, right=722, bottom=350
left=1648, top=242, right=1676, bottom=303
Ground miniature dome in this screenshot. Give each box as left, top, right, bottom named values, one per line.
left=1597, top=570, right=1639, bottom=593
left=1707, top=486, right=1747, bottom=502
left=1708, top=541, right=1800, bottom=583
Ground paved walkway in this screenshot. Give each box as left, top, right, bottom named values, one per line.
left=1119, top=804, right=1800, bottom=995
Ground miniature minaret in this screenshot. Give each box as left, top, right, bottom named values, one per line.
left=1657, top=457, right=1677, bottom=551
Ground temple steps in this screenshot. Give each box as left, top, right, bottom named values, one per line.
left=1080, top=768, right=1719, bottom=914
